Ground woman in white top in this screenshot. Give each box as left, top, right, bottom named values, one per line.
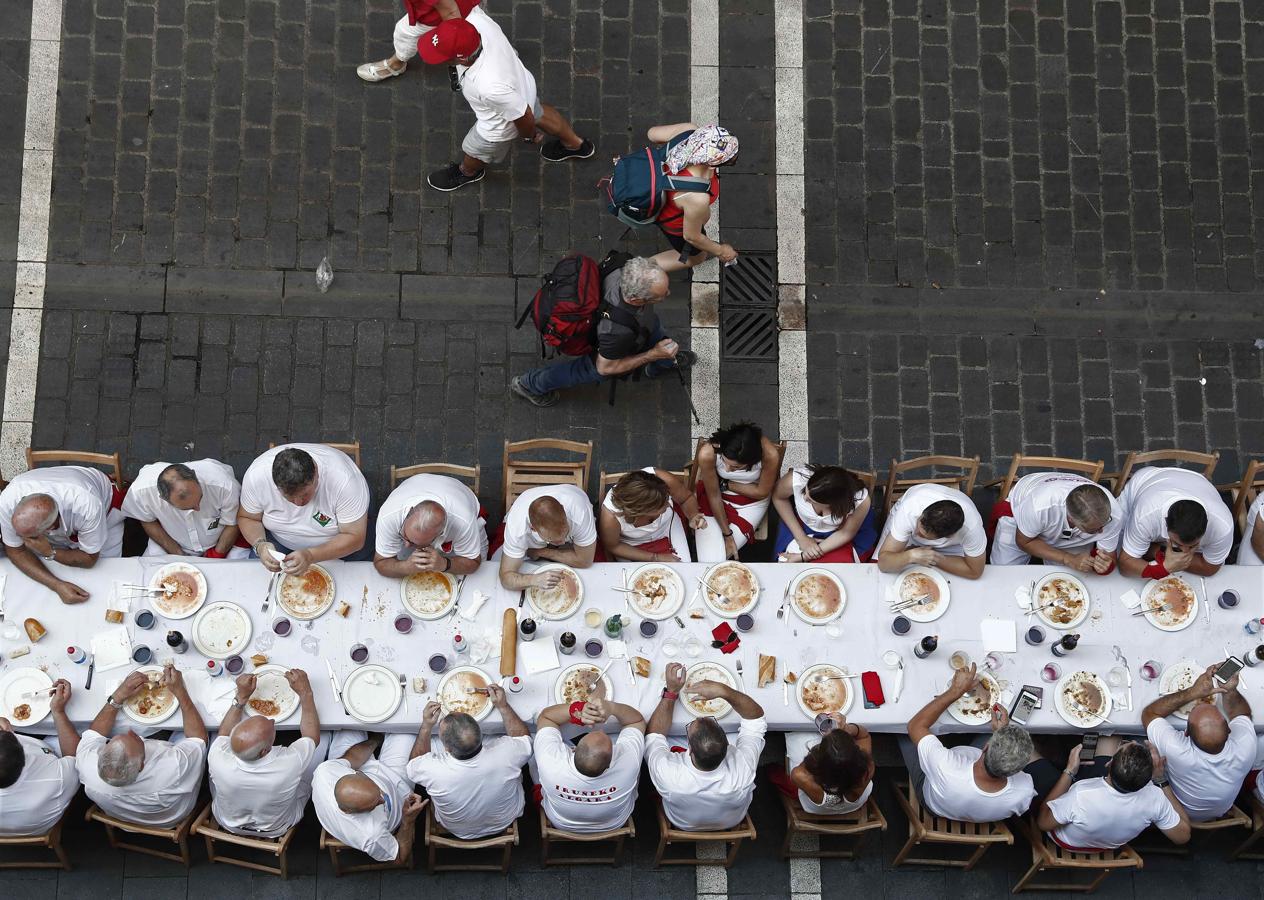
left=1238, top=493, right=1264, bottom=565
left=769, top=715, right=875, bottom=815
left=771, top=466, right=877, bottom=563
left=693, top=422, right=780, bottom=561
left=598, top=468, right=701, bottom=562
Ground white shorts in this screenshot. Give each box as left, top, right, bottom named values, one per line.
left=461, top=97, right=542, bottom=164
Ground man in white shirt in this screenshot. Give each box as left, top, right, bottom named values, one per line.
left=533, top=676, right=646, bottom=833
left=416, top=14, right=594, bottom=193
left=207, top=669, right=327, bottom=838
left=237, top=443, right=371, bottom=576
left=645, top=662, right=767, bottom=831
left=899, top=664, right=1041, bottom=822
left=1115, top=466, right=1234, bottom=578
left=1038, top=737, right=1190, bottom=850
left=1142, top=665, right=1254, bottom=822
left=497, top=484, right=598, bottom=591
left=407, top=686, right=532, bottom=839
left=122, top=459, right=249, bottom=559
left=990, top=473, right=1122, bottom=571
left=875, top=483, right=987, bottom=579
left=0, top=679, right=80, bottom=836
left=355, top=0, right=483, bottom=82
left=1239, top=492, right=1264, bottom=565
left=75, top=665, right=208, bottom=828
left=0, top=466, right=125, bottom=604
left=373, top=473, right=486, bottom=578
left=311, top=731, right=426, bottom=864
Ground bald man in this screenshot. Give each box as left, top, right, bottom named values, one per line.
left=0, top=466, right=126, bottom=604
left=207, top=670, right=327, bottom=837
left=496, top=483, right=597, bottom=591
left=1142, top=664, right=1254, bottom=822
left=122, top=459, right=248, bottom=558
left=373, top=473, right=487, bottom=578
left=533, top=676, right=646, bottom=833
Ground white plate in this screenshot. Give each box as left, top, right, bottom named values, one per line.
left=682, top=662, right=736, bottom=718
left=122, top=665, right=179, bottom=725
left=436, top=666, right=494, bottom=721
left=246, top=664, right=300, bottom=722
left=1032, top=572, right=1091, bottom=630
left=948, top=673, right=1001, bottom=726
left=627, top=564, right=686, bottom=620
left=699, top=562, right=760, bottom=618
left=1054, top=671, right=1113, bottom=728
left=789, top=569, right=847, bottom=624
left=796, top=664, right=854, bottom=719
left=400, top=571, right=459, bottom=620
left=341, top=664, right=403, bottom=725
left=1142, top=576, right=1200, bottom=632
left=1158, top=659, right=1203, bottom=719
left=149, top=562, right=208, bottom=619
left=191, top=602, right=253, bottom=659
left=275, top=565, right=337, bottom=620
left=526, top=564, right=584, bottom=620
left=889, top=566, right=951, bottom=623
left=0, top=667, right=53, bottom=726
left=553, top=663, right=615, bottom=705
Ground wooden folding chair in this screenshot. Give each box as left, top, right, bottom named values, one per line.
left=1102, top=449, right=1219, bottom=496
left=85, top=801, right=205, bottom=867
left=26, top=448, right=125, bottom=491
left=883, top=455, right=981, bottom=515
left=598, top=468, right=690, bottom=498
left=1012, top=816, right=1142, bottom=893
left=653, top=798, right=756, bottom=868
left=538, top=807, right=635, bottom=867
left=320, top=824, right=417, bottom=876
left=981, top=454, right=1105, bottom=501
left=777, top=789, right=887, bottom=860
left=1139, top=802, right=1252, bottom=856
left=1230, top=791, right=1264, bottom=860
left=891, top=780, right=1011, bottom=870
left=424, top=805, right=518, bottom=873
left=193, top=805, right=299, bottom=879
left=390, top=462, right=481, bottom=494
left=684, top=437, right=787, bottom=541
left=502, top=438, right=593, bottom=510
left=269, top=441, right=362, bottom=468
left=0, top=811, right=72, bottom=870
left=1218, top=459, right=1263, bottom=537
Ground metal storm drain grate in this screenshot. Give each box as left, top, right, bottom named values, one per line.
left=719, top=251, right=777, bottom=361
left=720, top=307, right=778, bottom=361
left=720, top=253, right=777, bottom=307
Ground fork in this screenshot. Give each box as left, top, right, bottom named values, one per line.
left=890, top=595, right=932, bottom=612
left=1066, top=697, right=1112, bottom=725
left=1132, top=601, right=1170, bottom=617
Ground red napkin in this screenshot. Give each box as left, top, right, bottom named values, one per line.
left=710, top=622, right=740, bottom=654
left=861, top=671, right=885, bottom=707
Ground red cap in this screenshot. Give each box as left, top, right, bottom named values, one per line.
left=418, top=19, right=480, bottom=65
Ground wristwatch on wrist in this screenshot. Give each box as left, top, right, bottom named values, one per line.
left=232, top=699, right=248, bottom=711
left=1153, top=777, right=1170, bottom=789
left=106, top=695, right=123, bottom=710
left=661, top=688, right=679, bottom=701
left=42, top=547, right=56, bottom=562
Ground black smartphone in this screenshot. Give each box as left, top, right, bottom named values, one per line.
left=1080, top=732, right=1099, bottom=762
left=1215, top=656, right=1245, bottom=685
left=1010, top=686, right=1042, bottom=725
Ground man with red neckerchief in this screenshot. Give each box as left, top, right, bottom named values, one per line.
left=356, top=0, right=485, bottom=83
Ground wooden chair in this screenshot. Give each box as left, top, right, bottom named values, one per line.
left=1139, top=802, right=1252, bottom=856
left=26, top=448, right=124, bottom=491
left=502, top=438, right=593, bottom=510
left=538, top=807, right=635, bottom=867
left=1230, top=791, right=1264, bottom=860
left=891, top=780, right=1011, bottom=870
left=685, top=437, right=788, bottom=541
left=1012, top=816, right=1142, bottom=893
left=653, top=798, right=756, bottom=868
left=1102, top=449, right=1219, bottom=496
left=193, top=805, right=298, bottom=879
left=598, top=468, right=690, bottom=498
left=1219, top=459, right=1264, bottom=536
left=389, top=462, right=481, bottom=494
left=320, top=826, right=416, bottom=877
left=883, top=455, right=981, bottom=515
left=981, top=454, right=1105, bottom=501
left=0, top=812, right=71, bottom=870
left=777, top=789, right=887, bottom=860
left=269, top=441, right=361, bottom=468
left=424, top=805, right=518, bottom=874
left=85, top=801, right=205, bottom=867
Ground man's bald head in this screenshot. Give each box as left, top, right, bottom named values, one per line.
left=573, top=731, right=613, bottom=777
left=527, top=496, right=569, bottom=544
left=229, top=715, right=276, bottom=761
left=402, top=500, right=447, bottom=548
left=334, top=773, right=384, bottom=814
left=157, top=464, right=203, bottom=512
left=12, top=494, right=58, bottom=538
left=1187, top=703, right=1230, bottom=755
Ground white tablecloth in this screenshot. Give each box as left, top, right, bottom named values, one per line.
left=1, top=556, right=1261, bottom=735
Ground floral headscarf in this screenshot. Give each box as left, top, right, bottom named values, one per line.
left=665, top=124, right=739, bottom=174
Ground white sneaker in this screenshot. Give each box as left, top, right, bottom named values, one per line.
left=356, top=59, right=406, bottom=82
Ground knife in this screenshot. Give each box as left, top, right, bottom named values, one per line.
left=262, top=572, right=278, bottom=613
left=518, top=589, right=525, bottom=608
left=325, top=659, right=345, bottom=713
left=1200, top=577, right=1210, bottom=625
left=85, top=653, right=96, bottom=690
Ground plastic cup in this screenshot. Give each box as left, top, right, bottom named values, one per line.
left=428, top=653, right=449, bottom=674
left=225, top=655, right=244, bottom=675
left=949, top=650, right=972, bottom=671
left=662, top=639, right=680, bottom=657
left=134, top=609, right=156, bottom=630
left=272, top=618, right=292, bottom=636
left=891, top=616, right=911, bottom=635
left=1040, top=662, right=1061, bottom=682
left=1219, top=590, right=1240, bottom=610
left=1024, top=625, right=1045, bottom=646
left=584, top=608, right=602, bottom=629
left=584, top=638, right=604, bottom=658
left=684, top=637, right=702, bottom=658
left=131, top=645, right=153, bottom=664
left=639, top=620, right=658, bottom=638
left=394, top=614, right=414, bottom=634
left=1140, top=660, right=1162, bottom=681
left=1106, top=666, right=1127, bottom=687
left=735, top=613, right=754, bottom=632
left=983, top=652, right=1003, bottom=671
left=350, top=643, right=369, bottom=663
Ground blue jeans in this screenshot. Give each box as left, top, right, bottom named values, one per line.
left=519, top=324, right=675, bottom=395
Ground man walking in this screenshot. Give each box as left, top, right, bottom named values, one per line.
left=356, top=0, right=484, bottom=82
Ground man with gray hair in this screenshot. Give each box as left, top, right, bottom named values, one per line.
left=900, top=664, right=1041, bottom=823
left=406, top=685, right=532, bottom=838
left=990, top=472, right=1123, bottom=572
left=510, top=254, right=697, bottom=407
left=207, top=669, right=328, bottom=837
left=75, top=664, right=208, bottom=828
left=121, top=458, right=249, bottom=558
left=373, top=473, right=486, bottom=578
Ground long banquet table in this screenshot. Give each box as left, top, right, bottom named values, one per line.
left=2, top=555, right=1261, bottom=736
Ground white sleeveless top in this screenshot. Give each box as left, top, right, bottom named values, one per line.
left=715, top=452, right=761, bottom=487
left=787, top=731, right=873, bottom=815
left=603, top=467, right=674, bottom=544
left=791, top=468, right=867, bottom=534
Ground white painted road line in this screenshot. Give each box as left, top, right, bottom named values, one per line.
left=690, top=0, right=721, bottom=448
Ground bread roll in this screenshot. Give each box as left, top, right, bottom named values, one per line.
left=500, top=608, right=517, bottom=677
left=250, top=654, right=268, bottom=666
left=23, top=618, right=46, bottom=642
left=757, top=654, right=776, bottom=687
left=104, top=609, right=125, bottom=624
left=632, top=656, right=651, bottom=678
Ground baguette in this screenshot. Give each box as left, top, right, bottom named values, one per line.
left=757, top=654, right=776, bottom=687
left=500, top=608, right=517, bottom=677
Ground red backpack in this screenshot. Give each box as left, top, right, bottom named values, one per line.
left=514, top=251, right=639, bottom=358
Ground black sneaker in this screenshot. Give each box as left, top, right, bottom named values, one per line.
left=427, top=163, right=485, bottom=192
left=509, top=375, right=559, bottom=407
left=540, top=138, right=595, bottom=162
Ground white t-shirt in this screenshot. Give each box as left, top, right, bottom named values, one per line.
left=877, top=483, right=987, bottom=558
left=645, top=717, right=767, bottom=831
left=239, top=444, right=370, bottom=551
left=500, top=484, right=598, bottom=560
left=208, top=735, right=317, bottom=838
left=1117, top=467, right=1234, bottom=565
left=458, top=12, right=538, bottom=142
left=1048, top=777, right=1181, bottom=849
left=1145, top=716, right=1256, bottom=821
left=0, top=466, right=115, bottom=553
left=0, top=734, right=79, bottom=836
left=75, top=730, right=206, bottom=828
left=375, top=474, right=486, bottom=560
left=535, top=727, right=645, bottom=833
left=406, top=735, right=531, bottom=839
left=916, top=736, right=1036, bottom=822
left=311, top=757, right=410, bottom=862
left=1239, top=494, right=1264, bottom=566
left=791, top=468, right=867, bottom=535
left=1007, top=472, right=1123, bottom=553
left=121, top=459, right=241, bottom=554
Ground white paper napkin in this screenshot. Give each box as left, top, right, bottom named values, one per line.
left=980, top=618, right=1017, bottom=653
left=1119, top=589, right=1142, bottom=610
left=90, top=628, right=133, bottom=672
left=459, top=590, right=488, bottom=621
left=188, top=670, right=235, bottom=719
left=1014, top=585, right=1033, bottom=610
left=518, top=640, right=560, bottom=675
left=606, top=639, right=628, bottom=659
